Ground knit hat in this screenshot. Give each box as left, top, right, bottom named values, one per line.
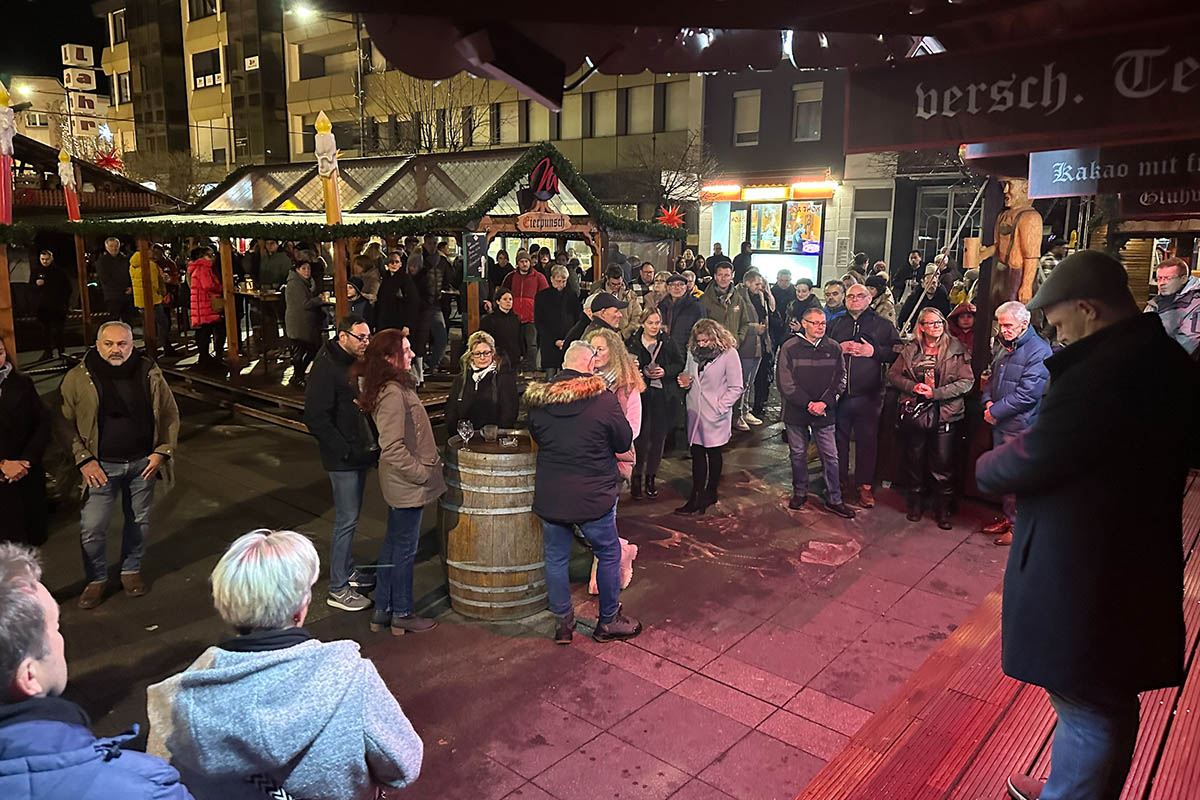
left=515, top=249, right=531, bottom=263
left=865, top=275, right=887, bottom=293
left=348, top=275, right=364, bottom=291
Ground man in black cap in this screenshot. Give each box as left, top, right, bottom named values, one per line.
left=583, top=293, right=627, bottom=337
left=976, top=251, right=1200, bottom=800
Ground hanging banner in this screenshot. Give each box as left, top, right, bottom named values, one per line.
left=1120, top=188, right=1200, bottom=219
left=846, top=22, right=1200, bottom=154
left=1028, top=140, right=1200, bottom=198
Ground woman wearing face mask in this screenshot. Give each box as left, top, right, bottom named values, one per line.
left=625, top=308, right=684, bottom=499
left=445, top=331, right=519, bottom=433
left=481, top=288, right=523, bottom=370
left=584, top=328, right=645, bottom=489
left=675, top=320, right=743, bottom=515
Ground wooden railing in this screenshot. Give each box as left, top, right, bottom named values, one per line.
left=14, top=188, right=160, bottom=211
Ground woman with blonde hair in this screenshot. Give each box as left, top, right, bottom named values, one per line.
left=583, top=327, right=645, bottom=484
left=676, top=319, right=743, bottom=514
left=445, top=330, right=518, bottom=432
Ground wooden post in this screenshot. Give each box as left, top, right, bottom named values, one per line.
left=74, top=234, right=92, bottom=344
left=0, top=244, right=16, bottom=368
left=137, top=236, right=157, bottom=355
left=333, top=238, right=349, bottom=322
left=219, top=238, right=239, bottom=368
left=592, top=230, right=606, bottom=283
left=467, top=282, right=480, bottom=337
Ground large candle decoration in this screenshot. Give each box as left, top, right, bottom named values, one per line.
left=0, top=82, right=15, bottom=226
left=59, top=149, right=81, bottom=222
left=314, top=110, right=342, bottom=225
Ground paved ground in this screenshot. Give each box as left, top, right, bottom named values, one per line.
left=29, top=362, right=1007, bottom=800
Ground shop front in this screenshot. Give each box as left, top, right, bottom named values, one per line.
left=700, top=178, right=836, bottom=283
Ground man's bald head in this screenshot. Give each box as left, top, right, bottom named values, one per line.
left=562, top=341, right=596, bottom=373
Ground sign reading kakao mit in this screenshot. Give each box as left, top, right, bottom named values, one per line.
left=1028, top=141, right=1200, bottom=198
left=846, top=24, right=1200, bottom=153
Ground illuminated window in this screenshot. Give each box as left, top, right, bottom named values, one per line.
left=749, top=203, right=782, bottom=250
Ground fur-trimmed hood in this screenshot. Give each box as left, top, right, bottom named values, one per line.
left=524, top=369, right=607, bottom=412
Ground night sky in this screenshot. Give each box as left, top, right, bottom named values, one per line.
left=3, top=0, right=108, bottom=84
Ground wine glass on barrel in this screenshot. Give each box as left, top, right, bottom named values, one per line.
left=457, top=420, right=475, bottom=452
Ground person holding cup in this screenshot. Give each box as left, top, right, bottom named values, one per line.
left=285, top=257, right=329, bottom=388
left=625, top=308, right=684, bottom=499
left=445, top=331, right=519, bottom=433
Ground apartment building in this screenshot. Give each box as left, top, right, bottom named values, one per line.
left=6, top=77, right=69, bottom=149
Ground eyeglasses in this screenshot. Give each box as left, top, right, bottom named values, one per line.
left=802, top=318, right=827, bottom=326
left=344, top=330, right=370, bottom=343
left=920, top=321, right=945, bottom=328
left=471, top=349, right=494, bottom=357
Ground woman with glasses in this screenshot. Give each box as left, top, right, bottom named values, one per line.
left=445, top=331, right=518, bottom=433
left=676, top=319, right=743, bottom=515
left=887, top=307, right=974, bottom=529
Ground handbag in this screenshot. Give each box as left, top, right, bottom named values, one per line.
left=898, top=396, right=935, bottom=431
left=208, top=294, right=224, bottom=315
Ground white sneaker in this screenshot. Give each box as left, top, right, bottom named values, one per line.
left=744, top=411, right=763, bottom=426
left=733, top=417, right=750, bottom=432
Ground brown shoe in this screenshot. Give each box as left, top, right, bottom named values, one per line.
left=78, top=581, right=107, bottom=610
left=857, top=485, right=875, bottom=508
left=982, top=518, right=1012, bottom=535
left=993, top=531, right=1014, bottom=546
left=120, top=572, right=148, bottom=597
left=390, top=614, right=437, bottom=635
left=1006, top=774, right=1045, bottom=800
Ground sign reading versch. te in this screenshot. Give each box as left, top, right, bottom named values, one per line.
left=846, top=25, right=1200, bottom=153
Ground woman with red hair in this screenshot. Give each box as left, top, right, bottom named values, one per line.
left=355, top=329, right=445, bottom=635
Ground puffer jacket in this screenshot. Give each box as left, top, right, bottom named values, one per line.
left=0, top=696, right=191, bottom=800
left=501, top=269, right=548, bottom=323
left=147, top=630, right=422, bottom=800
left=130, top=251, right=167, bottom=309
left=372, top=381, right=445, bottom=509
left=887, top=335, right=975, bottom=423
left=1145, top=275, right=1200, bottom=356
left=525, top=370, right=633, bottom=522
left=188, top=258, right=222, bottom=327
left=982, top=325, right=1052, bottom=435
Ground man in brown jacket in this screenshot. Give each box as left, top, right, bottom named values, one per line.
left=58, top=321, right=179, bottom=609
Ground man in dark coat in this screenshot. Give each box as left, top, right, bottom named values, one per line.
left=303, top=315, right=379, bottom=614
left=95, top=237, right=133, bottom=324
left=525, top=342, right=639, bottom=646
left=828, top=283, right=899, bottom=508
left=374, top=251, right=419, bottom=334
left=533, top=265, right=580, bottom=377
left=0, top=339, right=51, bottom=545
left=976, top=251, right=1200, bottom=800
left=31, top=250, right=72, bottom=361
left=732, top=241, right=753, bottom=284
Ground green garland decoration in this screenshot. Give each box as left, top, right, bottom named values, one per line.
left=0, top=143, right=687, bottom=247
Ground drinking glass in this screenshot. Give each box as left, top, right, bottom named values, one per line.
left=457, top=420, right=474, bottom=451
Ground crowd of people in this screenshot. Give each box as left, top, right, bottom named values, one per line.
left=4, top=231, right=1200, bottom=800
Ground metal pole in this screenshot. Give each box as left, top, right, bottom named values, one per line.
left=355, top=13, right=365, bottom=153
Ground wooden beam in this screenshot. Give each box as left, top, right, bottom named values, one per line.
left=219, top=238, right=240, bottom=368
left=137, top=236, right=157, bottom=355
left=74, top=234, right=92, bottom=343
left=0, top=245, right=15, bottom=368
left=467, top=282, right=480, bottom=338
left=333, top=239, right=349, bottom=322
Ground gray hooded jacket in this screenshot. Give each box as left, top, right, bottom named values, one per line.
left=146, top=638, right=422, bottom=800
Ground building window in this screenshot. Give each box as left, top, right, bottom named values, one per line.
left=298, top=51, right=325, bottom=80
left=114, top=71, right=133, bottom=105
left=548, top=110, right=560, bottom=140
left=192, top=49, right=223, bottom=89
left=665, top=81, right=689, bottom=131
left=518, top=99, right=530, bottom=143
left=111, top=9, right=127, bottom=45
left=792, top=82, right=823, bottom=142
left=212, top=147, right=227, bottom=164
left=592, top=90, right=616, bottom=137
left=26, top=112, right=50, bottom=128
left=748, top=202, right=782, bottom=250
left=188, top=0, right=218, bottom=21
left=489, top=103, right=501, bottom=144
left=461, top=107, right=473, bottom=148
left=733, top=89, right=760, bottom=147
left=627, top=84, right=653, bottom=135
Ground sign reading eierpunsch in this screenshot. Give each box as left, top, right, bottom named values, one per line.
left=846, top=23, right=1200, bottom=154
left=1028, top=140, right=1200, bottom=199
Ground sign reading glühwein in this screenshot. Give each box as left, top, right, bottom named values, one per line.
left=846, top=23, right=1200, bottom=154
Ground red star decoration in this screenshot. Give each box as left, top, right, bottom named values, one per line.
left=95, top=148, right=123, bottom=171
left=656, top=205, right=684, bottom=228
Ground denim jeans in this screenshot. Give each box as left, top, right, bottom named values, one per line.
left=735, top=356, right=761, bottom=417
left=377, top=506, right=423, bottom=616
left=785, top=423, right=842, bottom=504
left=79, top=457, right=155, bottom=582
left=543, top=503, right=620, bottom=622
left=993, top=428, right=1019, bottom=523
left=430, top=309, right=448, bottom=369
left=328, top=469, right=369, bottom=592
left=1042, top=690, right=1140, bottom=800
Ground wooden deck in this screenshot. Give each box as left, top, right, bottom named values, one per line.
left=797, top=473, right=1200, bottom=800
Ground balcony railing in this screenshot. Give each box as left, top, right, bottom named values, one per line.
left=15, top=188, right=160, bottom=211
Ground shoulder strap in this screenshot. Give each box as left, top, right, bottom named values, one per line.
left=1002, top=208, right=1037, bottom=266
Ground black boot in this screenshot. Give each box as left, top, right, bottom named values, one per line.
left=935, top=496, right=953, bottom=530
left=675, top=490, right=702, bottom=515
left=630, top=475, right=643, bottom=500
left=554, top=612, right=575, bottom=644
left=645, top=475, right=658, bottom=498
left=696, top=477, right=719, bottom=513
left=906, top=493, right=923, bottom=522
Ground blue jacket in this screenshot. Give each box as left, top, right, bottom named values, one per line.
left=982, top=326, right=1052, bottom=435
left=0, top=696, right=192, bottom=800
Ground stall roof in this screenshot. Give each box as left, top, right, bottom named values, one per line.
left=14, top=132, right=183, bottom=208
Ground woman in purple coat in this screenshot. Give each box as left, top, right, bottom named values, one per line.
left=675, top=319, right=743, bottom=515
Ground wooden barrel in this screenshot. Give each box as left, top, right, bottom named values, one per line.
left=439, top=433, right=547, bottom=621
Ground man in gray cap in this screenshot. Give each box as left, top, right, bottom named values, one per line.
left=976, top=251, right=1200, bottom=800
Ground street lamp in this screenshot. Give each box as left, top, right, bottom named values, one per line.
left=16, top=85, right=35, bottom=98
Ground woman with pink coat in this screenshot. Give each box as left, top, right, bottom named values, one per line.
left=187, top=246, right=225, bottom=364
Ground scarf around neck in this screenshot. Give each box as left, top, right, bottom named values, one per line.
left=471, top=363, right=496, bottom=388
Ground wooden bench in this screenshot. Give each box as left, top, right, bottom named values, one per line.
left=796, top=473, right=1200, bottom=800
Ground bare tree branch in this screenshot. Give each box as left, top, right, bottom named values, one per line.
left=620, top=130, right=719, bottom=208
left=364, top=72, right=495, bottom=153
left=121, top=149, right=227, bottom=203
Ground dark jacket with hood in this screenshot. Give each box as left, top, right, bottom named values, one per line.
left=827, top=306, right=900, bottom=398
left=374, top=267, right=419, bottom=333
left=534, top=285, right=581, bottom=370
left=303, top=338, right=379, bottom=472
left=887, top=334, right=974, bottom=423
left=445, top=363, right=519, bottom=432
left=0, top=696, right=192, bottom=800
left=977, top=314, right=1200, bottom=698
left=981, top=324, right=1052, bottom=435
left=525, top=370, right=633, bottom=522
left=946, top=301, right=976, bottom=353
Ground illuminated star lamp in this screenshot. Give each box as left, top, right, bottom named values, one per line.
left=58, top=150, right=81, bottom=222
left=656, top=205, right=685, bottom=228
left=94, top=147, right=123, bottom=171
left=314, top=110, right=342, bottom=225
left=0, top=81, right=15, bottom=225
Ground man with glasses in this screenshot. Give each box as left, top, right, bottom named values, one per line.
left=829, top=283, right=900, bottom=508
left=526, top=341, right=640, bottom=644
left=303, top=315, right=379, bottom=612
left=776, top=307, right=855, bottom=518
left=1144, top=257, right=1200, bottom=356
